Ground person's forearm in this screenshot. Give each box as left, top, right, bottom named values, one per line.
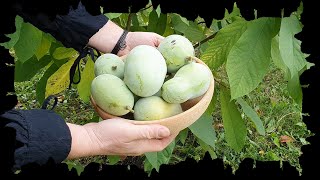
left=66, top=123, right=100, bottom=159
left=88, top=20, right=125, bottom=53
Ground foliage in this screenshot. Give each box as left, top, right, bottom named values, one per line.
left=4, top=0, right=312, bottom=175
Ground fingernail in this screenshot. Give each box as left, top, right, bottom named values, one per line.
left=158, top=128, right=170, bottom=137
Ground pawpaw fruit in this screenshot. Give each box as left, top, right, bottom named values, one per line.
left=123, top=45, right=167, bottom=97
left=162, top=62, right=212, bottom=103
left=158, top=34, right=195, bottom=73
left=134, top=96, right=183, bottom=121
left=91, top=74, right=134, bottom=116
left=94, top=53, right=125, bottom=79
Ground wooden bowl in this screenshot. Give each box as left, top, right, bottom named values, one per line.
left=90, top=57, right=215, bottom=135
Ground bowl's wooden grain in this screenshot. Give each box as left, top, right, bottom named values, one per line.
left=90, top=57, right=215, bottom=135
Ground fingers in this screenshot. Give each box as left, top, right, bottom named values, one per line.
left=131, top=124, right=171, bottom=140
left=134, top=133, right=178, bottom=155
left=153, top=33, right=165, bottom=47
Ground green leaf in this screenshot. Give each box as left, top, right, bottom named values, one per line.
left=170, top=13, right=189, bottom=33
left=201, top=19, right=247, bottom=70
left=144, top=140, right=175, bottom=172
left=237, top=98, right=265, bottom=136
left=53, top=47, right=78, bottom=60
left=105, top=13, right=122, bottom=19
left=35, top=33, right=52, bottom=60
left=206, top=87, right=218, bottom=115
left=223, top=3, right=241, bottom=21
left=197, top=138, right=217, bottom=159
left=147, top=10, right=167, bottom=35
left=271, top=36, right=288, bottom=72
left=189, top=111, right=216, bottom=148
left=15, top=55, right=52, bottom=82
left=226, top=17, right=281, bottom=100
left=279, top=15, right=307, bottom=78
left=287, top=73, right=302, bottom=107
left=220, top=87, right=247, bottom=152
left=162, top=17, right=175, bottom=37
left=36, top=63, right=61, bottom=104
left=177, top=128, right=189, bottom=145
left=45, top=57, right=76, bottom=98
left=64, top=161, right=84, bottom=176
left=77, top=59, right=95, bottom=103
left=108, top=155, right=121, bottom=165
left=183, top=21, right=205, bottom=42
left=0, top=16, right=23, bottom=49
left=130, top=14, right=147, bottom=31
left=13, top=22, right=42, bottom=63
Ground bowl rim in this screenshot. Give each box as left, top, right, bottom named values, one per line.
left=90, top=56, right=215, bottom=124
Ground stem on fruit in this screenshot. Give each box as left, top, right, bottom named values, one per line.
left=126, top=106, right=134, bottom=113
left=185, top=56, right=197, bottom=62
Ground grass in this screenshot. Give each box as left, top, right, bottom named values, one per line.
left=13, top=61, right=312, bottom=175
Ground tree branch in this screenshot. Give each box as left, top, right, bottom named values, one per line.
left=193, top=33, right=217, bottom=48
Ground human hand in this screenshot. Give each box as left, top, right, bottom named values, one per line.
left=67, top=118, right=177, bottom=159
left=88, top=21, right=164, bottom=56
left=117, top=31, right=164, bottom=56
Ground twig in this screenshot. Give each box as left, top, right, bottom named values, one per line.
left=126, top=7, right=133, bottom=31
left=140, top=4, right=152, bottom=11
left=193, top=33, right=217, bottom=48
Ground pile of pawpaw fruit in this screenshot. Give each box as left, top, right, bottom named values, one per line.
left=90, top=34, right=212, bottom=121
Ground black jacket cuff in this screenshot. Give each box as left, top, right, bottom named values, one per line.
left=1, top=109, right=71, bottom=171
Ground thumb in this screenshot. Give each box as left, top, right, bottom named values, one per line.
left=133, top=124, right=171, bottom=140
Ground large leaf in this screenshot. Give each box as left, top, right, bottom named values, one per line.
left=237, top=98, right=265, bottom=136
left=220, top=87, right=247, bottom=152
left=53, top=47, right=78, bottom=60
left=279, top=15, right=307, bottom=78
left=15, top=55, right=52, bottom=82
left=13, top=22, right=42, bottom=63
left=271, top=35, right=288, bottom=75
left=201, top=19, right=247, bottom=70
left=226, top=17, right=281, bottom=100
left=170, top=13, right=204, bottom=42
left=36, top=63, right=61, bottom=104
left=287, top=73, right=303, bottom=107
left=197, top=138, right=217, bottom=160
left=183, top=21, right=205, bottom=42
left=144, top=140, right=175, bottom=172
left=130, top=14, right=147, bottom=32
left=77, top=59, right=95, bottom=103
left=170, top=13, right=189, bottom=33
left=206, top=87, right=218, bottom=116
left=0, top=16, right=23, bottom=49
left=177, top=128, right=189, bottom=145
left=189, top=111, right=216, bottom=148
left=35, top=33, right=52, bottom=60
left=147, top=10, right=167, bottom=35
left=45, top=57, right=76, bottom=98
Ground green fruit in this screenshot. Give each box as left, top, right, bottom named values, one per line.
left=158, top=34, right=195, bottom=73
left=134, top=96, right=183, bottom=121
left=162, top=62, right=212, bottom=103
left=91, top=74, right=134, bottom=116
left=124, top=45, right=167, bottom=97
left=94, top=53, right=125, bottom=79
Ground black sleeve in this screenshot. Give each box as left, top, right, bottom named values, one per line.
left=14, top=1, right=109, bottom=52
left=0, top=109, right=72, bottom=171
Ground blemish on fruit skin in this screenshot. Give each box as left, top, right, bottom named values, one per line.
left=136, top=74, right=143, bottom=93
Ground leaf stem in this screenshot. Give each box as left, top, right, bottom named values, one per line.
left=193, top=33, right=217, bottom=48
